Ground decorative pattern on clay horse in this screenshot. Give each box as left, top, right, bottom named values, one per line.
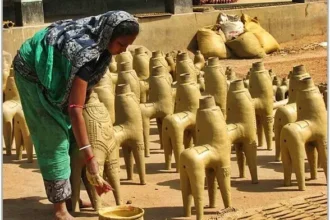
left=162, top=73, right=201, bottom=172
left=71, top=91, right=122, bottom=212
left=280, top=77, right=327, bottom=191
left=113, top=84, right=146, bottom=185
left=179, top=95, right=232, bottom=220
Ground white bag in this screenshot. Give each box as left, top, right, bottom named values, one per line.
left=218, top=13, right=244, bottom=41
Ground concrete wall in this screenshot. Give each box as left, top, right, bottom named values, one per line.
left=3, top=2, right=327, bottom=57
left=3, top=0, right=165, bottom=21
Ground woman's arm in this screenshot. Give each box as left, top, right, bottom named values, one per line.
left=68, top=76, right=94, bottom=160
left=68, top=76, right=112, bottom=195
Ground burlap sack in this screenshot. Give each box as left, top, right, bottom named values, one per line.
left=226, top=31, right=266, bottom=58
left=241, top=14, right=280, bottom=54
left=197, top=26, right=232, bottom=59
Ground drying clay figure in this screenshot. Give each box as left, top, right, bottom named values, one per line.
left=175, top=52, right=199, bottom=83
left=162, top=73, right=201, bottom=172
left=3, top=51, right=12, bottom=95
left=179, top=96, right=231, bottom=220
left=3, top=68, right=21, bottom=155
left=165, top=53, right=176, bottom=80
left=14, top=106, right=34, bottom=162
left=248, top=62, right=273, bottom=150
left=94, top=69, right=115, bottom=123
left=109, top=56, right=117, bottom=73
left=113, top=84, right=146, bottom=184
left=71, top=91, right=122, bottom=212
left=203, top=57, right=227, bottom=118
left=280, top=77, right=327, bottom=191
left=194, top=50, right=205, bottom=71
left=226, top=80, right=258, bottom=183
left=149, top=50, right=170, bottom=78
left=116, top=51, right=133, bottom=73
left=133, top=47, right=150, bottom=103
left=275, top=77, right=289, bottom=101
left=117, top=61, right=141, bottom=103
left=274, top=65, right=310, bottom=161
left=140, top=65, right=174, bottom=157
left=225, top=67, right=237, bottom=90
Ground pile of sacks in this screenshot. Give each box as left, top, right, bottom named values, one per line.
left=197, top=13, right=280, bottom=59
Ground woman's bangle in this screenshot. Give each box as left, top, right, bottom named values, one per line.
left=79, top=144, right=91, bottom=151
left=86, top=155, right=95, bottom=163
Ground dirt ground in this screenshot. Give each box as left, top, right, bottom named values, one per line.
left=3, top=34, right=328, bottom=220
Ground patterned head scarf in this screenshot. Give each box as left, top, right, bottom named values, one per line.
left=45, top=10, right=138, bottom=71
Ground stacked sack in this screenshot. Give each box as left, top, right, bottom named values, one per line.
left=196, top=13, right=280, bottom=59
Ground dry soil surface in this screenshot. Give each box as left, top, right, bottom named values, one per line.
left=3, top=34, right=328, bottom=220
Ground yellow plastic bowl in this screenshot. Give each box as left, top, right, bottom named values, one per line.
left=99, top=206, right=145, bottom=220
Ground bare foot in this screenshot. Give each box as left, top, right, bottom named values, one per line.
left=66, top=199, right=92, bottom=211
left=55, top=211, right=74, bottom=220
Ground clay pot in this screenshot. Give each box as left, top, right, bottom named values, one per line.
left=99, top=206, right=145, bottom=220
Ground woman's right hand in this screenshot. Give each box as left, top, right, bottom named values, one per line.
left=86, top=157, right=113, bottom=195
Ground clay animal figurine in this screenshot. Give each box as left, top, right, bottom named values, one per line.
left=226, top=80, right=258, bottom=184
left=140, top=65, right=174, bottom=157
left=94, top=69, right=115, bottom=123
left=14, top=106, right=34, bottom=162
left=109, top=56, right=117, bottom=73
left=116, top=51, right=133, bottom=72
left=113, top=84, right=146, bottom=185
left=275, top=77, right=289, bottom=101
left=3, top=68, right=21, bottom=155
left=274, top=65, right=310, bottom=161
left=176, top=52, right=199, bottom=83
left=225, top=67, right=237, bottom=90
left=203, top=57, right=227, bottom=118
left=180, top=95, right=231, bottom=220
left=194, top=50, right=205, bottom=71
left=165, top=53, right=176, bottom=80
left=248, top=62, right=273, bottom=150
left=133, top=47, right=150, bottom=103
left=280, top=77, right=327, bottom=191
left=162, top=73, right=201, bottom=172
left=117, top=61, right=141, bottom=103
left=71, top=91, right=122, bottom=212
left=149, top=50, right=170, bottom=78
left=3, top=51, right=12, bottom=95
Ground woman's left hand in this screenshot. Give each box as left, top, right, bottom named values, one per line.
left=86, top=157, right=113, bottom=195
